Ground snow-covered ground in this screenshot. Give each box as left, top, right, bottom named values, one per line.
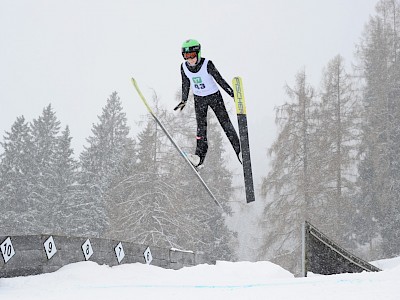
left=1, top=257, right=399, bottom=300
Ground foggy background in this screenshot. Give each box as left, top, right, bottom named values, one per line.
left=0, top=0, right=378, bottom=188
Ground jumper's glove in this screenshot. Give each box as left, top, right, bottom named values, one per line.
left=174, top=101, right=186, bottom=111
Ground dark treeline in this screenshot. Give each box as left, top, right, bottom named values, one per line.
left=259, top=0, right=400, bottom=274
left=0, top=91, right=237, bottom=261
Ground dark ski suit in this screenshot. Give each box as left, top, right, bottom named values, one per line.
left=180, top=57, right=241, bottom=165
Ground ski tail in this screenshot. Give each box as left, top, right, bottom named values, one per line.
left=131, top=78, right=223, bottom=209
left=233, top=76, right=256, bottom=203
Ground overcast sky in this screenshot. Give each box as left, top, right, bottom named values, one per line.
left=0, top=0, right=378, bottom=188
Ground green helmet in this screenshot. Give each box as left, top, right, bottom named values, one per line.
left=181, top=39, right=201, bottom=61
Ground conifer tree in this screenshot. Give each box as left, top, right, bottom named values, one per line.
left=0, top=106, right=78, bottom=235
left=314, top=55, right=362, bottom=246
left=106, top=94, right=189, bottom=248
left=79, top=92, right=136, bottom=237
left=355, top=0, right=400, bottom=258
left=50, top=126, right=79, bottom=234
left=108, top=91, right=237, bottom=260
left=29, top=104, right=62, bottom=233
left=259, top=70, right=317, bottom=272
left=0, top=116, right=34, bottom=234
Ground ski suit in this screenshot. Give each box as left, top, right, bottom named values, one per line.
left=181, top=57, right=241, bottom=165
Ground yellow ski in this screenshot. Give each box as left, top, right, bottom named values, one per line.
left=233, top=76, right=255, bottom=203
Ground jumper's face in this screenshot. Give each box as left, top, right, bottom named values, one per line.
left=183, top=52, right=197, bottom=66
left=186, top=56, right=197, bottom=66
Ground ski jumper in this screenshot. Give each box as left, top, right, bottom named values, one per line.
left=181, top=57, right=241, bottom=165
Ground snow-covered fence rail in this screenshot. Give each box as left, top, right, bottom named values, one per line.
left=0, top=235, right=213, bottom=278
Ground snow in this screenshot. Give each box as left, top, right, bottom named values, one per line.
left=372, top=256, right=400, bottom=270
left=1, top=257, right=400, bottom=300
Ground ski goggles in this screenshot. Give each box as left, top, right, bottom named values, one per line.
left=183, top=52, right=197, bottom=60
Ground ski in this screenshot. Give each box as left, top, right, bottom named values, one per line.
left=131, top=78, right=223, bottom=209
left=232, top=76, right=255, bottom=203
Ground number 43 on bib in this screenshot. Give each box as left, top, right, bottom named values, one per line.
left=233, top=77, right=255, bottom=203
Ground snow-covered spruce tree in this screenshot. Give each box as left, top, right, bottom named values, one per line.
left=50, top=126, right=80, bottom=235
left=105, top=93, right=193, bottom=249
left=79, top=92, right=136, bottom=238
left=0, top=107, right=78, bottom=236
left=26, top=104, right=62, bottom=234
left=355, top=0, right=400, bottom=258
left=107, top=90, right=237, bottom=261
left=0, top=116, right=35, bottom=235
left=30, top=105, right=80, bottom=235
left=259, top=70, right=317, bottom=273
left=0, top=105, right=78, bottom=235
